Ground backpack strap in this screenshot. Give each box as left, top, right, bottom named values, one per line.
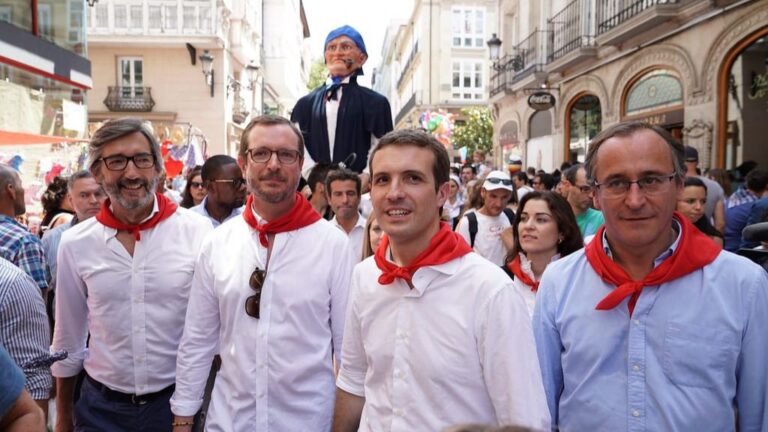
left=502, top=208, right=515, bottom=225
left=466, top=212, right=478, bottom=248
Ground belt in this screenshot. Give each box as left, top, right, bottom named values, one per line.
left=85, top=374, right=175, bottom=405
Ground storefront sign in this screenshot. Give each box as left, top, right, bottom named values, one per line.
left=528, top=92, right=556, bottom=111
left=628, top=108, right=684, bottom=126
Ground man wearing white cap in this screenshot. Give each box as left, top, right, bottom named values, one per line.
left=456, top=170, right=515, bottom=265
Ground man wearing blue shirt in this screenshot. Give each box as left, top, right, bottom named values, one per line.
left=533, top=121, right=768, bottom=431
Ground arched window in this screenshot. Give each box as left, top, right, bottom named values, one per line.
left=567, top=95, right=601, bottom=163
left=624, top=69, right=682, bottom=116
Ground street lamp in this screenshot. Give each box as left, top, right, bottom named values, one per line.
left=486, top=33, right=502, bottom=62
left=244, top=62, right=260, bottom=90
left=199, top=50, right=214, bottom=98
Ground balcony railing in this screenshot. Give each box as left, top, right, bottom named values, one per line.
left=104, top=87, right=156, bottom=112
left=395, top=92, right=418, bottom=126
left=597, top=0, right=679, bottom=35
left=397, top=41, right=419, bottom=89
left=549, top=0, right=594, bottom=62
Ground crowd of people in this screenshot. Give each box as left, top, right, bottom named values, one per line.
left=1, top=22, right=768, bottom=432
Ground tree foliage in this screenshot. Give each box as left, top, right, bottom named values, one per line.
left=451, top=106, right=494, bottom=155
left=307, top=59, right=328, bottom=91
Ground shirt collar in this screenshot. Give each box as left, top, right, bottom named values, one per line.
left=602, top=218, right=682, bottom=267
left=382, top=245, right=462, bottom=297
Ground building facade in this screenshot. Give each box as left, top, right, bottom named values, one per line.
left=380, top=0, right=498, bottom=138
left=87, top=0, right=310, bottom=157
left=491, top=0, right=768, bottom=172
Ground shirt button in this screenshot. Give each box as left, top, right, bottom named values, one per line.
left=394, top=408, right=403, bottom=417
left=258, top=392, right=265, bottom=399
left=633, top=319, right=641, bottom=326
left=632, top=364, right=641, bottom=372
left=632, top=409, right=641, bottom=417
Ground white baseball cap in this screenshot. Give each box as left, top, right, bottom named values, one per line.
left=483, top=170, right=514, bottom=192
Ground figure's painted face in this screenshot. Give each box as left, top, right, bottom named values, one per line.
left=324, top=36, right=367, bottom=77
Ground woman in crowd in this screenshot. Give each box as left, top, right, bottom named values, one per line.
left=677, top=177, right=724, bottom=247
left=179, top=165, right=206, bottom=209
left=40, top=176, right=74, bottom=237
left=361, top=214, right=383, bottom=260
left=443, top=174, right=464, bottom=229
left=503, top=191, right=583, bottom=317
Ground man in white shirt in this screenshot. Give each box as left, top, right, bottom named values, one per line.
left=190, top=155, right=246, bottom=228
left=171, top=115, right=353, bottom=431
left=332, top=129, right=550, bottom=432
left=327, top=168, right=367, bottom=261
left=456, top=170, right=515, bottom=266
left=51, top=118, right=212, bottom=431
left=513, top=171, right=534, bottom=202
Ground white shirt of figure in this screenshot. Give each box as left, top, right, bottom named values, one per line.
left=337, top=252, right=551, bottom=432
left=51, top=203, right=213, bottom=394
left=170, top=213, right=353, bottom=431
left=456, top=211, right=512, bottom=266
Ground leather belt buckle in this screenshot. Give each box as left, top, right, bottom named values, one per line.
left=131, top=394, right=148, bottom=405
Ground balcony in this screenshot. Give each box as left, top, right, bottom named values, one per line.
left=596, top=0, right=683, bottom=46
left=397, top=41, right=420, bottom=90
left=103, top=87, right=156, bottom=112
left=547, top=0, right=597, bottom=73
left=490, top=30, right=550, bottom=97
left=395, top=92, right=418, bottom=126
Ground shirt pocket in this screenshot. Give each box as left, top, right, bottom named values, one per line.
left=662, top=322, right=738, bottom=389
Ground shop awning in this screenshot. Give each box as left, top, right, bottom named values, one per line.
left=0, top=130, right=87, bottom=146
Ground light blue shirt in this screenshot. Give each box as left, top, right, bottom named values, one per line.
left=190, top=197, right=244, bottom=228
left=41, top=220, right=72, bottom=284
left=533, top=228, right=768, bottom=431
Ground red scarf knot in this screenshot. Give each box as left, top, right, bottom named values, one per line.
left=242, top=193, right=321, bottom=247
left=586, top=211, right=720, bottom=317
left=95, top=193, right=177, bottom=241
left=506, top=254, right=540, bottom=292
left=374, top=222, right=472, bottom=286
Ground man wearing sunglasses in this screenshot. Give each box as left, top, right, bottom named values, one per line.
left=456, top=170, right=516, bottom=266
left=291, top=25, right=393, bottom=174
left=51, top=118, right=212, bottom=431
left=190, top=155, right=247, bottom=228
left=562, top=163, right=604, bottom=238
left=171, top=115, right=353, bottom=431
left=533, top=121, right=768, bottom=431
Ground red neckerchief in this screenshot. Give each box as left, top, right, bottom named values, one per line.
left=242, top=193, right=321, bottom=247
left=506, top=254, right=539, bottom=292
left=95, top=193, right=177, bottom=241
left=586, top=211, right=721, bottom=317
left=374, top=222, right=472, bottom=286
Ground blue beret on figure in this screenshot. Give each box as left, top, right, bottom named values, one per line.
left=324, top=25, right=368, bottom=55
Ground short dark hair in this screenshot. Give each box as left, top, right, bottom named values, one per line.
left=325, top=168, right=361, bottom=196
left=307, top=162, right=334, bottom=193
left=67, top=170, right=94, bottom=190
left=514, top=172, right=529, bottom=183
left=461, top=164, right=476, bottom=175
left=563, top=163, right=584, bottom=185
left=505, top=191, right=583, bottom=264
left=745, top=168, right=768, bottom=193
left=584, top=121, right=685, bottom=182
left=201, top=155, right=238, bottom=182
left=369, top=129, right=450, bottom=192
left=239, top=115, right=304, bottom=157
left=89, top=118, right=162, bottom=175
left=535, top=173, right=555, bottom=190
left=684, top=176, right=708, bottom=192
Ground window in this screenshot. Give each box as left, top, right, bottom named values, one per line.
left=91, top=3, right=108, bottom=29
left=68, top=0, right=84, bottom=43
left=163, top=4, right=177, bottom=31
left=182, top=1, right=212, bottom=33
left=118, top=57, right=144, bottom=98
left=451, top=7, right=485, bottom=48
left=625, top=69, right=682, bottom=116
left=568, top=95, right=602, bottom=163
left=0, top=6, right=11, bottom=24
left=38, top=4, right=53, bottom=41
left=451, top=60, right=484, bottom=100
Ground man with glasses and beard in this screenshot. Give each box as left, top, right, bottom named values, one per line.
left=171, top=115, right=353, bottom=431
left=51, top=118, right=212, bottom=432
left=533, top=121, right=768, bottom=431
left=191, top=155, right=247, bottom=228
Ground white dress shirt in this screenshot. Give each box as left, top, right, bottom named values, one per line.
left=337, top=252, right=551, bottom=431
left=331, top=214, right=367, bottom=262
left=51, top=204, right=212, bottom=395
left=508, top=253, right=560, bottom=319
left=171, top=214, right=353, bottom=431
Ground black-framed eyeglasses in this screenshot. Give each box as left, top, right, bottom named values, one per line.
left=212, top=178, right=246, bottom=188
left=189, top=181, right=204, bottom=189
left=98, top=153, right=156, bottom=171
left=594, top=173, right=676, bottom=198
left=485, top=178, right=513, bottom=186
left=246, top=148, right=301, bottom=165
left=245, top=267, right=266, bottom=319
left=575, top=184, right=593, bottom=193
